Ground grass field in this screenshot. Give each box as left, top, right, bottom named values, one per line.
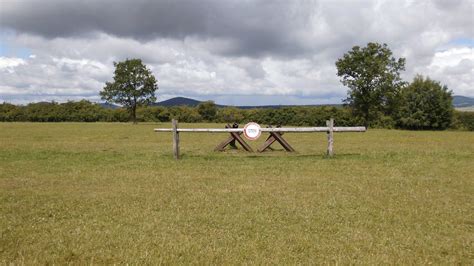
left=0, top=122, right=473, bottom=264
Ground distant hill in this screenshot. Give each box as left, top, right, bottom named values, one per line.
left=98, top=95, right=473, bottom=109
left=99, top=103, right=120, bottom=109
left=453, top=95, right=474, bottom=108
left=153, top=97, right=202, bottom=107
left=152, top=97, right=341, bottom=109
left=101, top=97, right=202, bottom=109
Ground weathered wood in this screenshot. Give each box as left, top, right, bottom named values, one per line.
left=156, top=120, right=365, bottom=156
left=215, top=124, right=250, bottom=151
left=258, top=132, right=295, bottom=152
left=230, top=132, right=253, bottom=152
left=214, top=135, right=235, bottom=151
left=155, top=128, right=243, bottom=132
left=227, top=124, right=238, bottom=149
left=271, top=132, right=296, bottom=152
left=215, top=132, right=243, bottom=151
left=214, top=124, right=233, bottom=151
left=172, top=119, right=180, bottom=160
left=258, top=134, right=277, bottom=152
left=261, top=127, right=365, bottom=132
left=326, top=118, right=334, bottom=157
left=154, top=127, right=366, bottom=133
left=258, top=126, right=278, bottom=152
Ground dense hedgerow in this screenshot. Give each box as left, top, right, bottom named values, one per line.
left=452, top=111, right=474, bottom=131
left=0, top=101, right=358, bottom=126
left=1, top=100, right=472, bottom=130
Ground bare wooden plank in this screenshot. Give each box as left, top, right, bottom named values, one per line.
left=172, top=119, right=180, bottom=160
left=332, top=127, right=366, bottom=132
left=154, top=127, right=366, bottom=133
left=262, top=127, right=365, bottom=132
left=262, top=127, right=332, bottom=132
left=154, top=128, right=241, bottom=132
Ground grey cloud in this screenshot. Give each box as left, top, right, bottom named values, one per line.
left=1, top=0, right=316, bottom=57
left=433, top=0, right=464, bottom=10
left=2, top=0, right=472, bottom=59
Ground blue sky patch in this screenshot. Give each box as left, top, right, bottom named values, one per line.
left=449, top=37, right=474, bottom=47
left=0, top=30, right=32, bottom=58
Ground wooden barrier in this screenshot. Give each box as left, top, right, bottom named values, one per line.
left=155, top=119, right=366, bottom=159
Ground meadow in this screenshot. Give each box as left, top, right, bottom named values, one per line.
left=0, top=122, right=473, bottom=264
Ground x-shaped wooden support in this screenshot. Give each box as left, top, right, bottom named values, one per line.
left=214, top=124, right=254, bottom=152
left=257, top=127, right=295, bottom=152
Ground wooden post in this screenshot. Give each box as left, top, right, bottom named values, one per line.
left=172, top=119, right=180, bottom=160
left=326, top=118, right=334, bottom=157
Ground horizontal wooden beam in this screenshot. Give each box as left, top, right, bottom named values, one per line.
left=154, top=127, right=366, bottom=133
left=155, top=128, right=242, bottom=133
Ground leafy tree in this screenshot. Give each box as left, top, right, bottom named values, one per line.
left=217, top=107, right=245, bottom=123
left=100, top=58, right=158, bottom=123
left=197, top=101, right=217, bottom=121
left=136, top=106, right=170, bottom=122
left=397, top=75, right=453, bottom=130
left=25, top=101, right=64, bottom=122
left=61, top=100, right=105, bottom=122
left=453, top=111, right=474, bottom=131
left=169, top=106, right=202, bottom=122
left=0, top=103, right=24, bottom=122
left=335, top=42, right=406, bottom=127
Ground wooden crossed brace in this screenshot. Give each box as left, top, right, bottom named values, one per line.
left=215, top=124, right=295, bottom=152
left=214, top=124, right=253, bottom=152
left=257, top=127, right=295, bottom=152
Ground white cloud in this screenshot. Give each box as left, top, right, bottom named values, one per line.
left=0, top=0, right=473, bottom=104
left=425, top=47, right=474, bottom=96
left=429, top=47, right=474, bottom=68
left=0, top=57, right=26, bottom=73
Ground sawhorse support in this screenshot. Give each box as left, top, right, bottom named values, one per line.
left=257, top=126, right=295, bottom=152
left=214, top=124, right=253, bottom=152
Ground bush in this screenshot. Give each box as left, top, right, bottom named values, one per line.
left=216, top=107, right=245, bottom=123
left=61, top=100, right=106, bottom=122
left=453, top=111, right=474, bottom=131
left=397, top=75, right=453, bottom=130
left=169, top=106, right=202, bottom=123
left=0, top=103, right=25, bottom=121
left=197, top=101, right=217, bottom=122
left=25, top=102, right=65, bottom=122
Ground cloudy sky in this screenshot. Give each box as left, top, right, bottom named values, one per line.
left=0, top=0, right=473, bottom=105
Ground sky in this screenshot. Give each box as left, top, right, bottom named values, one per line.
left=0, top=0, right=473, bottom=106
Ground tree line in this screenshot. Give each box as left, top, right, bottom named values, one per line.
left=94, top=43, right=465, bottom=130
left=0, top=100, right=473, bottom=130
left=335, top=43, right=456, bottom=130
left=1, top=42, right=472, bottom=130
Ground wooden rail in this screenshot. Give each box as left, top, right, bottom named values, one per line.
left=155, top=119, right=366, bottom=159
left=154, top=127, right=366, bottom=133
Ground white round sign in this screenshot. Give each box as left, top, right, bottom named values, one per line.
left=243, top=122, right=261, bottom=140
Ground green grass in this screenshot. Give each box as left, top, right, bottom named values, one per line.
left=0, top=122, right=473, bottom=264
